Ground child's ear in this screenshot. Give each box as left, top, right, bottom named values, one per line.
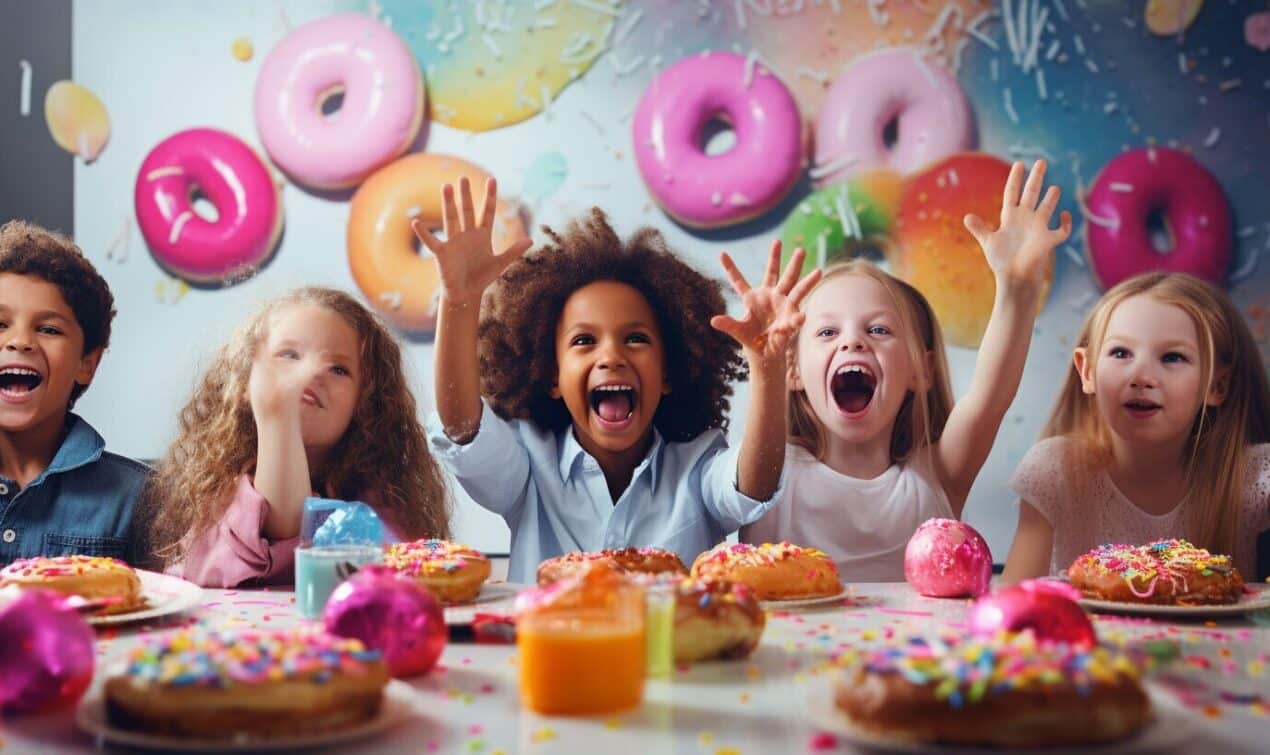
left=74, top=347, right=103, bottom=390
left=548, top=383, right=562, bottom=399
left=1073, top=347, right=1096, bottom=394
left=662, top=371, right=671, bottom=396
left=1205, top=369, right=1230, bottom=407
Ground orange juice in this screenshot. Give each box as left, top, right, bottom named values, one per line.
left=518, top=615, right=645, bottom=715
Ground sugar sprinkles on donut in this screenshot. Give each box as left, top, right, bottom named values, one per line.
left=1067, top=539, right=1244, bottom=605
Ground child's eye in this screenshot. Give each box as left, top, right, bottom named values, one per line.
left=570, top=335, right=594, bottom=347
left=626, top=333, right=651, bottom=344
left=330, top=365, right=351, bottom=377
left=1108, top=347, right=1130, bottom=359
left=816, top=327, right=837, bottom=338
left=276, top=349, right=299, bottom=359
left=1161, top=352, right=1188, bottom=364
left=868, top=325, right=891, bottom=336
left=37, top=325, right=63, bottom=336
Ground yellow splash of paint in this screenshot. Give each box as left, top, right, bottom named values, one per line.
left=231, top=37, right=254, bottom=61
left=1145, top=0, right=1203, bottom=36
left=44, top=81, right=110, bottom=162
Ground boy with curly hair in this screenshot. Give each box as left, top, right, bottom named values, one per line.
left=416, top=178, right=819, bottom=581
left=0, top=220, right=148, bottom=564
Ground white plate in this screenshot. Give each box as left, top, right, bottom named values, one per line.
left=75, top=678, right=414, bottom=752
left=760, top=584, right=853, bottom=610
left=807, top=683, right=1195, bottom=754
left=443, top=582, right=525, bottom=625
left=1078, top=583, right=1270, bottom=617
left=86, top=570, right=204, bottom=626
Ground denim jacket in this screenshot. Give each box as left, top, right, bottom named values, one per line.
left=0, top=414, right=150, bottom=565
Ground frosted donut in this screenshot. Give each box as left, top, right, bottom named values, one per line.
left=780, top=169, right=904, bottom=277
left=134, top=128, right=283, bottom=284
left=383, top=538, right=491, bottom=604
left=672, top=578, right=765, bottom=663
left=0, top=555, right=144, bottom=614
left=536, top=547, right=687, bottom=586
left=814, top=48, right=974, bottom=187
left=690, top=542, right=841, bottom=600
left=1084, top=147, right=1232, bottom=289
left=632, top=51, right=803, bottom=229
left=347, top=153, right=528, bottom=332
left=254, top=13, right=423, bottom=189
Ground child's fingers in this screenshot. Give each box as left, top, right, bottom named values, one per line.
left=1019, top=159, right=1048, bottom=210
left=412, top=219, right=446, bottom=257
left=479, top=177, right=499, bottom=229
left=1001, top=161, right=1025, bottom=211
left=762, top=239, right=782, bottom=288
left=441, top=183, right=460, bottom=238
left=1037, top=184, right=1061, bottom=222
left=458, top=176, right=477, bottom=230
left=963, top=213, right=991, bottom=245
left=709, top=314, right=746, bottom=341
left=776, top=246, right=804, bottom=293
left=719, top=252, right=752, bottom=296
left=787, top=266, right=822, bottom=307
left=1050, top=210, right=1073, bottom=242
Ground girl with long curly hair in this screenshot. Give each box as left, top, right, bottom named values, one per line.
left=415, top=178, right=818, bottom=582
left=143, top=287, right=450, bottom=586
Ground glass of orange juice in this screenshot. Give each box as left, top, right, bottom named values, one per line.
left=516, top=563, right=646, bottom=715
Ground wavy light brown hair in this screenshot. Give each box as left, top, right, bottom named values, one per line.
left=1042, top=272, right=1270, bottom=555
left=788, top=261, right=954, bottom=463
left=478, top=208, right=745, bottom=441
left=144, top=288, right=450, bottom=566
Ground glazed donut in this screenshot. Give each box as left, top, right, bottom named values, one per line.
left=632, top=51, right=803, bottom=229
left=690, top=542, right=841, bottom=600
left=134, top=128, right=282, bottom=285
left=1067, top=539, right=1244, bottom=605
left=254, top=13, right=423, bottom=189
left=383, top=538, right=491, bottom=604
left=0, top=555, right=143, bottom=614
left=105, top=628, right=388, bottom=739
left=903, top=518, right=994, bottom=599
left=672, top=578, right=765, bottom=663
left=780, top=169, right=904, bottom=277
left=893, top=152, right=1050, bottom=348
left=536, top=547, right=687, bottom=586
left=835, top=631, right=1150, bottom=748
left=1084, top=147, right=1232, bottom=289
left=347, top=153, right=528, bottom=332
left=814, top=48, right=974, bottom=187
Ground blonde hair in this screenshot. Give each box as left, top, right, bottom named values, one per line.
left=143, top=287, right=451, bottom=566
left=788, top=261, right=954, bottom=463
left=1042, top=272, right=1270, bottom=554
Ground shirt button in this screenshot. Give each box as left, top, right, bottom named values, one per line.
left=2, top=529, right=15, bottom=543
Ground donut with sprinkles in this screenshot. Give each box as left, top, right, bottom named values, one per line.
left=690, top=541, right=841, bottom=600
left=1067, top=539, right=1244, bottom=605
left=0, top=554, right=144, bottom=614
left=383, top=538, right=492, bottom=603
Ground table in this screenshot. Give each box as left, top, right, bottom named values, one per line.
left=2, top=583, right=1267, bottom=754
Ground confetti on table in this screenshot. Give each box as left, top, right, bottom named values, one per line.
left=531, top=727, right=556, bottom=743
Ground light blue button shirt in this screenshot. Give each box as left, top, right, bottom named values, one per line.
left=427, top=402, right=783, bottom=583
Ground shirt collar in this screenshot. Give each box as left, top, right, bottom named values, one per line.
left=558, top=426, right=665, bottom=490
left=45, top=413, right=106, bottom=475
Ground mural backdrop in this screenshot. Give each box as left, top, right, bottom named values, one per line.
left=12, top=0, right=1268, bottom=554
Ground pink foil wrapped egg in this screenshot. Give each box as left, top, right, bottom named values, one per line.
left=323, top=565, right=446, bottom=678
left=0, top=587, right=95, bottom=713
left=968, top=579, right=1096, bottom=648
left=903, top=518, right=993, bottom=598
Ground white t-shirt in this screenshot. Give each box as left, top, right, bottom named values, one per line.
left=741, top=444, right=954, bottom=582
left=1009, top=436, right=1270, bottom=577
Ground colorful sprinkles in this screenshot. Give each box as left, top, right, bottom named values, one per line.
left=1070, top=539, right=1238, bottom=598
left=385, top=538, right=487, bottom=575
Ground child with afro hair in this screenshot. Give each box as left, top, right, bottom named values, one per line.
left=417, top=178, right=819, bottom=581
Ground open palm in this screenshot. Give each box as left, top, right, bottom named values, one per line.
left=412, top=176, right=533, bottom=306
left=964, top=159, right=1072, bottom=289
left=711, top=241, right=822, bottom=363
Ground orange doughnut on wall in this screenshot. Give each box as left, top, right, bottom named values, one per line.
left=347, top=153, right=529, bottom=333
left=893, top=153, right=1053, bottom=348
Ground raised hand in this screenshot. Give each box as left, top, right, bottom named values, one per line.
left=412, top=176, right=534, bottom=306
left=711, top=241, right=823, bottom=364
left=963, top=159, right=1073, bottom=291
left=249, top=351, right=308, bottom=423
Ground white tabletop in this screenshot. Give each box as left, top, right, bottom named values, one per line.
left=2, top=582, right=1268, bottom=754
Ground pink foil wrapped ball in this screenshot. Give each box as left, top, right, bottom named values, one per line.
left=968, top=579, right=1096, bottom=648
left=903, top=518, right=993, bottom=598
left=0, top=587, right=95, bottom=713
left=323, top=565, right=446, bottom=678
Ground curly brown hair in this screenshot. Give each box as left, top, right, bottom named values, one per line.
left=143, top=287, right=450, bottom=567
left=0, top=219, right=115, bottom=406
left=478, top=208, right=745, bottom=442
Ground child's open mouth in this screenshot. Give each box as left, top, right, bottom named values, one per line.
left=1123, top=398, right=1161, bottom=419
left=590, top=383, right=637, bottom=430
left=831, top=364, right=876, bottom=416
left=0, top=366, right=44, bottom=401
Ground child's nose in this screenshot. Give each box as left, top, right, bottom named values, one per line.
left=2, top=332, right=34, bottom=351
left=1129, top=369, right=1157, bottom=389
left=596, top=345, right=627, bottom=369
